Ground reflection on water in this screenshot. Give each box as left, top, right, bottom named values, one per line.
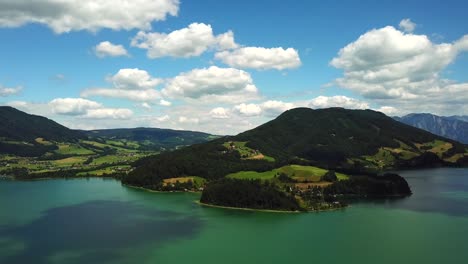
left=0, top=200, right=203, bottom=264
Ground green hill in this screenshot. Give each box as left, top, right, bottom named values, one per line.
left=0, top=107, right=216, bottom=179
left=0, top=106, right=85, bottom=156
left=124, top=108, right=468, bottom=189
left=235, top=107, right=467, bottom=168
left=0, top=106, right=84, bottom=142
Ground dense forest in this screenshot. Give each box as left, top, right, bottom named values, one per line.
left=0, top=106, right=85, bottom=142
left=122, top=141, right=276, bottom=188
left=323, top=173, right=412, bottom=198
left=200, top=178, right=302, bottom=211
left=235, top=108, right=466, bottom=165
left=200, top=174, right=412, bottom=211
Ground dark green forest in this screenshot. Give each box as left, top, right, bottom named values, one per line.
left=200, top=178, right=302, bottom=211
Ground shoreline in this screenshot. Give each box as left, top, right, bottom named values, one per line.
left=9, top=175, right=118, bottom=182
left=196, top=201, right=348, bottom=213
left=3, top=179, right=347, bottom=213
left=123, top=183, right=202, bottom=194
left=196, top=201, right=302, bottom=213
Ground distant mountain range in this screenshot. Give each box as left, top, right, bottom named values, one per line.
left=395, top=113, right=468, bottom=144
left=448, top=115, right=468, bottom=122
left=84, top=128, right=217, bottom=151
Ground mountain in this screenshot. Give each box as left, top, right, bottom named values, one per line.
left=124, top=108, right=468, bottom=188
left=448, top=115, right=468, bottom=122
left=396, top=113, right=468, bottom=144
left=84, top=128, right=217, bottom=151
left=0, top=106, right=85, bottom=156
left=0, top=106, right=84, bottom=142
left=0, top=106, right=216, bottom=157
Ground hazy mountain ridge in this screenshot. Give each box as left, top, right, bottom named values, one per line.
left=395, top=113, right=468, bottom=144
left=83, top=128, right=217, bottom=151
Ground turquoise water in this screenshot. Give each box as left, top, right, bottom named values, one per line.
left=1, top=168, right=467, bottom=264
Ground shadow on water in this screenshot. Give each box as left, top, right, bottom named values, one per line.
left=0, top=200, right=203, bottom=264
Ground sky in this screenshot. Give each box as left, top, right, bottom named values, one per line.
left=1, top=0, right=468, bottom=135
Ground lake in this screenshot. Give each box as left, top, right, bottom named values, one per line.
left=1, top=168, right=467, bottom=264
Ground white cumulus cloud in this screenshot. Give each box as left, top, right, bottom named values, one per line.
left=399, top=18, right=416, bottom=33
left=49, top=97, right=132, bottom=119
left=0, top=0, right=179, bottom=33
left=131, top=23, right=238, bottom=58
left=156, top=115, right=170, bottom=122
left=0, top=85, right=22, bottom=97
left=215, top=47, right=301, bottom=70
left=178, top=116, right=199, bottom=124
left=81, top=68, right=162, bottom=102
left=260, top=100, right=295, bottom=116
left=94, top=41, right=129, bottom=58
left=49, top=98, right=102, bottom=115
left=162, top=66, right=259, bottom=103
left=233, top=103, right=262, bottom=116
left=209, top=107, right=230, bottom=119
left=330, top=25, right=468, bottom=109
left=107, top=68, right=162, bottom=90
left=308, top=96, right=369, bottom=109
left=159, top=99, right=172, bottom=106
left=83, top=108, right=133, bottom=119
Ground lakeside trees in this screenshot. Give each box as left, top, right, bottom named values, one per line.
left=200, top=178, right=302, bottom=211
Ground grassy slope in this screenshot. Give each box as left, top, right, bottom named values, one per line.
left=0, top=106, right=217, bottom=179
left=227, top=165, right=349, bottom=181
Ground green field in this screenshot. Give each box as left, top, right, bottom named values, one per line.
left=91, top=153, right=145, bottom=165
left=416, top=140, right=453, bottom=158
left=52, top=156, right=88, bottom=166
left=227, top=165, right=349, bottom=182
left=55, top=143, right=95, bottom=155
left=163, top=176, right=207, bottom=188
left=105, top=140, right=140, bottom=149
left=35, top=138, right=54, bottom=145
left=222, top=141, right=275, bottom=162
left=81, top=140, right=138, bottom=153
left=0, top=137, right=158, bottom=178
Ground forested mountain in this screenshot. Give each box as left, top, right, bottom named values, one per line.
left=124, top=108, right=468, bottom=189
left=0, top=106, right=85, bottom=156
left=448, top=115, right=468, bottom=122
left=0, top=106, right=84, bottom=142
left=395, top=113, right=468, bottom=144
left=0, top=106, right=215, bottom=157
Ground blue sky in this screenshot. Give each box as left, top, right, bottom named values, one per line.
left=1, top=0, right=467, bottom=134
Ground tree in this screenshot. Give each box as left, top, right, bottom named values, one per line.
left=321, top=170, right=338, bottom=182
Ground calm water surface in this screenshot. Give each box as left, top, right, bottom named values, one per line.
left=1, top=168, right=467, bottom=264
